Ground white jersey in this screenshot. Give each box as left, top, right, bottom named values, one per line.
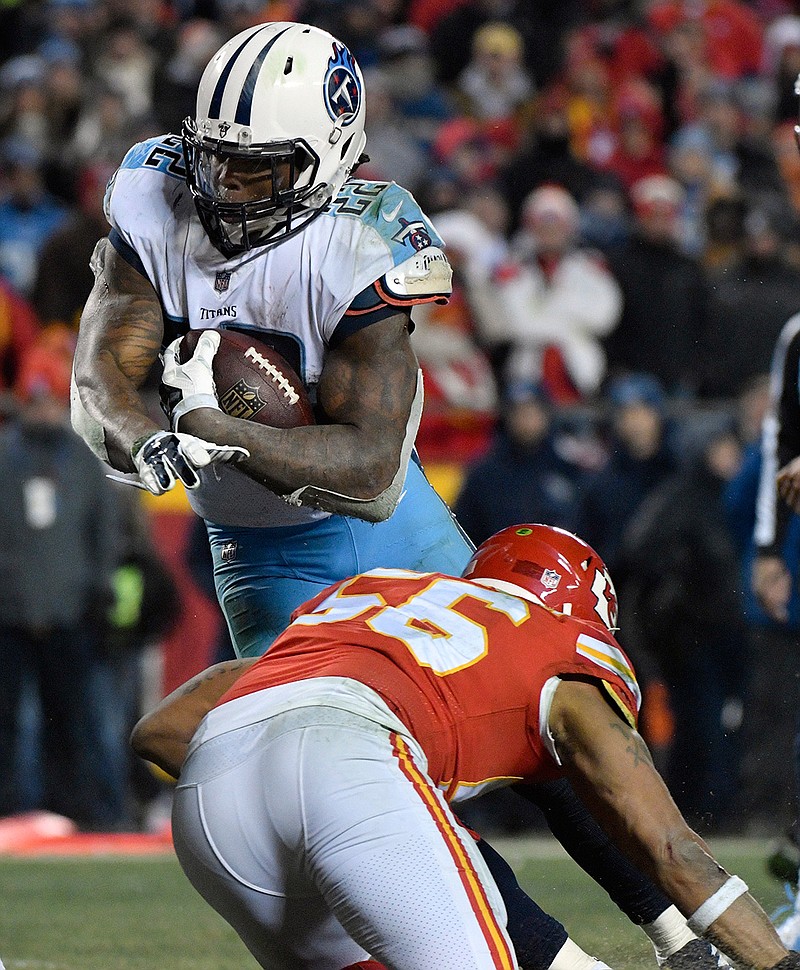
left=105, top=134, right=451, bottom=527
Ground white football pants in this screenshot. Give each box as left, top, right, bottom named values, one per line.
left=172, top=704, right=517, bottom=970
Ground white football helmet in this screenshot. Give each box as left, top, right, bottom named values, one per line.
left=182, top=22, right=368, bottom=257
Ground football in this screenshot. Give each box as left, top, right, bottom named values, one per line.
left=178, top=328, right=315, bottom=428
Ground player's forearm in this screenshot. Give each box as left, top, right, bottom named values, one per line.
left=180, top=406, right=406, bottom=501
left=638, top=830, right=785, bottom=968
left=553, top=682, right=788, bottom=967
left=704, top=890, right=788, bottom=969
left=73, top=238, right=165, bottom=470
left=74, top=351, right=162, bottom=471
left=131, top=659, right=256, bottom=778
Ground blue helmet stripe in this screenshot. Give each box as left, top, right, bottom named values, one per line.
left=208, top=23, right=275, bottom=120
left=234, top=25, right=293, bottom=126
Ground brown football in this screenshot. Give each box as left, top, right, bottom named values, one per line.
left=178, top=329, right=315, bottom=428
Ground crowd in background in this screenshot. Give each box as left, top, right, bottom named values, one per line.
left=2, top=0, right=800, bottom=835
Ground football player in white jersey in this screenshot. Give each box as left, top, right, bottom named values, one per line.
left=71, top=22, right=724, bottom=970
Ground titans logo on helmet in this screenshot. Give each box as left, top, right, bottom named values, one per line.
left=324, top=43, right=361, bottom=126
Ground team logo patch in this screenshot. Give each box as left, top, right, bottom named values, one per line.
left=541, top=568, right=561, bottom=590
left=324, top=43, right=361, bottom=126
left=221, top=541, right=238, bottom=563
left=214, top=271, right=231, bottom=293
left=217, top=121, right=231, bottom=137
left=393, top=218, right=432, bottom=251
left=219, top=379, right=268, bottom=420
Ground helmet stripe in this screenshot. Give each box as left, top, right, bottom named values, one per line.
left=208, top=23, right=274, bottom=120
left=235, top=26, right=294, bottom=126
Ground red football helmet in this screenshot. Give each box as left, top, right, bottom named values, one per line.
left=462, top=524, right=618, bottom=631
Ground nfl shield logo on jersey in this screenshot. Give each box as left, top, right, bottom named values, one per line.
left=215, top=271, right=231, bottom=293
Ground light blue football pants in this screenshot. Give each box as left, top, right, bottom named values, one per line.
left=206, top=458, right=474, bottom=658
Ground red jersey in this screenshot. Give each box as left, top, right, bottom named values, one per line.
left=218, top=569, right=640, bottom=801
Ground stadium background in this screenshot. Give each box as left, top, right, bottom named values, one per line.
left=1, top=0, right=799, bottom=844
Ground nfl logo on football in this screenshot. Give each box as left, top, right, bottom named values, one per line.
left=214, top=271, right=231, bottom=293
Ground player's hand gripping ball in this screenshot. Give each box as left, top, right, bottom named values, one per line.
left=177, top=329, right=315, bottom=429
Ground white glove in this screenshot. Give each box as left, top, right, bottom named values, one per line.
left=161, top=331, right=221, bottom=430
left=131, top=430, right=249, bottom=495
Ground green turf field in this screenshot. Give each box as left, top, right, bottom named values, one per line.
left=0, top=836, right=789, bottom=969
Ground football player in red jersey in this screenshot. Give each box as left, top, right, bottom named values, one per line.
left=133, top=524, right=794, bottom=970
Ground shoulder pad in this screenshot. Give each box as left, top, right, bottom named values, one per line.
left=117, top=134, right=187, bottom=181
left=333, top=179, right=445, bottom=247
left=381, top=247, right=452, bottom=302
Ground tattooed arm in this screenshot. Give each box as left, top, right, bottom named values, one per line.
left=178, top=312, right=420, bottom=511
left=73, top=238, right=165, bottom=471
left=130, top=658, right=257, bottom=779
left=548, top=679, right=787, bottom=969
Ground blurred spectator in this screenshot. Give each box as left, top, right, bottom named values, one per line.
left=602, top=80, right=668, bottom=191
left=722, top=371, right=800, bottom=832
left=702, top=188, right=747, bottom=269
left=493, top=184, right=622, bottom=402
left=92, top=482, right=180, bottom=828
left=746, top=315, right=800, bottom=842
left=38, top=36, right=84, bottom=149
left=42, top=0, right=105, bottom=50
left=411, top=208, right=499, bottom=462
left=214, top=0, right=293, bottom=38
left=566, top=6, right=665, bottom=92
left=577, top=177, right=631, bottom=254
left=0, top=333, right=119, bottom=828
left=0, top=55, right=50, bottom=153
left=454, top=20, right=535, bottom=132
left=431, top=199, right=511, bottom=376
left=499, top=85, right=612, bottom=231
left=93, top=17, right=157, bottom=119
left=65, top=82, right=131, bottom=169
left=430, top=115, right=507, bottom=194
left=655, top=17, right=716, bottom=130
left=582, top=372, right=677, bottom=574
left=32, top=161, right=117, bottom=329
left=427, top=0, right=556, bottom=88
left=0, top=277, right=41, bottom=400
left=151, top=18, right=226, bottom=136
left=773, top=119, right=800, bottom=219
left=689, top=79, right=784, bottom=200
left=0, top=137, right=68, bottom=297
left=647, top=0, right=764, bottom=82
left=604, top=174, right=708, bottom=395
left=299, top=0, right=396, bottom=68
left=376, top=24, right=455, bottom=154
left=110, top=0, right=177, bottom=60
left=667, top=122, right=721, bottom=256
left=453, top=380, right=586, bottom=546
left=358, top=68, right=430, bottom=193
left=765, top=15, right=800, bottom=123
left=616, top=412, right=748, bottom=831
left=700, top=199, right=800, bottom=399
left=561, top=51, right=617, bottom=170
